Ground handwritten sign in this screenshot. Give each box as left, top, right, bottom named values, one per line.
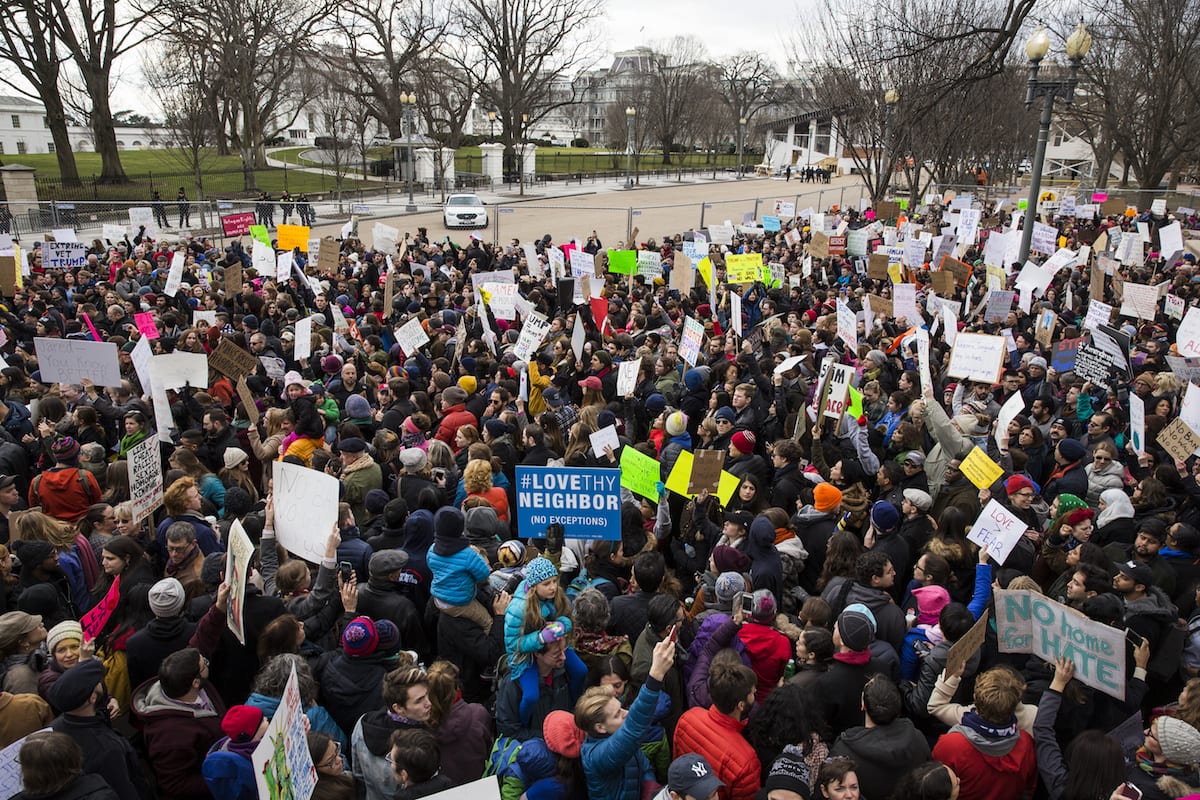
left=252, top=664, right=317, bottom=800
left=688, top=448, right=726, bottom=494
left=994, top=589, right=1126, bottom=699
left=128, top=435, right=163, bottom=525
left=664, top=450, right=739, bottom=506
left=273, top=461, right=340, bottom=562
left=209, top=338, right=259, bottom=379
left=1160, top=417, right=1200, bottom=463
left=42, top=241, right=87, bottom=270
left=822, top=363, right=855, bottom=420
left=225, top=520, right=253, bottom=645
left=34, top=338, right=121, bottom=386
left=947, top=333, right=1006, bottom=384
left=967, top=499, right=1028, bottom=566
left=394, top=317, right=430, bottom=357
left=134, top=312, right=159, bottom=339
left=945, top=610, right=990, bottom=678
left=619, top=446, right=660, bottom=501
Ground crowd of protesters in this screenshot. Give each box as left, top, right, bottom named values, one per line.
left=0, top=195, right=1198, bottom=800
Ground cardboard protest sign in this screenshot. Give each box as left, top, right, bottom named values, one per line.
left=35, top=338, right=121, bottom=386
left=809, top=232, right=829, bottom=259
left=1034, top=309, right=1057, bottom=349
left=128, top=436, right=163, bottom=525
left=868, top=254, right=889, bottom=280
left=875, top=200, right=901, bottom=219
left=968, top=499, right=1028, bottom=565
left=224, top=520, right=253, bottom=645
left=236, top=376, right=259, bottom=425
left=931, top=270, right=955, bottom=295
left=866, top=294, right=893, bottom=318
left=515, top=466, right=621, bottom=540
left=1160, top=417, right=1200, bottom=463
left=947, top=333, right=1006, bottom=384
left=209, top=338, right=259, bottom=380
left=961, top=446, right=1004, bottom=491
left=665, top=450, right=739, bottom=505
left=940, top=254, right=972, bottom=285
left=945, top=610, right=990, bottom=678
left=687, top=449, right=726, bottom=494
left=994, top=589, right=1126, bottom=699
left=314, top=237, right=339, bottom=274
left=273, top=461, right=340, bottom=562
left=252, top=664, right=317, bottom=800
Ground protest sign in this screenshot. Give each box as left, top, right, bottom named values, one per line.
left=128, top=436, right=163, bottom=525
left=81, top=577, right=120, bottom=641
left=1034, top=309, right=1057, bottom=350
left=665, top=450, right=739, bottom=505
left=164, top=252, right=186, bottom=297
left=209, top=338, right=259, bottom=380
left=619, top=446, right=660, bottom=500
left=994, top=589, right=1126, bottom=699
left=607, top=249, right=636, bottom=275
left=150, top=351, right=208, bottom=391
left=252, top=664, right=317, bottom=800
left=809, top=232, right=829, bottom=259
left=275, top=251, right=293, bottom=282
left=220, top=212, right=256, bottom=237
left=616, top=359, right=640, bottom=397
left=762, top=215, right=781, bottom=232
left=588, top=425, right=620, bottom=459
left=372, top=222, right=399, bottom=254
left=1085, top=300, right=1113, bottom=330
left=679, top=316, right=704, bottom=366
left=893, top=284, right=918, bottom=322
left=984, top=290, right=1015, bottom=323
left=1129, top=394, right=1146, bottom=457
left=515, top=466, right=621, bottom=540
left=958, top=441, right=1001, bottom=492
left=128, top=206, right=157, bottom=238
left=234, top=376, right=259, bottom=426
left=1177, top=308, right=1200, bottom=357
left=225, top=519, right=253, bottom=645
left=837, top=299, right=857, bottom=351
left=707, top=223, right=735, bottom=244
left=1031, top=222, right=1057, bottom=254
left=273, top=461, right=340, bottom=562
left=42, top=241, right=87, bottom=270
left=867, top=253, right=890, bottom=280
left=102, top=223, right=127, bottom=241
left=422, top=778, right=502, bottom=800
left=570, top=249, right=595, bottom=277
left=1160, top=417, right=1200, bottom=463
left=822, top=364, right=854, bottom=420
left=866, top=293, right=893, bottom=318
left=828, top=235, right=847, bottom=256
left=670, top=251, right=693, bottom=294
left=1073, top=345, right=1120, bottom=385
left=394, top=317, right=430, bottom=357
left=1167, top=355, right=1200, bottom=384
left=1119, top=282, right=1160, bottom=320
left=1166, top=294, right=1186, bottom=321
left=513, top=312, right=551, bottom=364
left=1160, top=221, right=1185, bottom=260
left=636, top=250, right=662, bottom=280
left=134, top=312, right=159, bottom=339
left=947, top=333, right=1006, bottom=384
left=945, top=610, right=990, bottom=678
left=276, top=224, right=309, bottom=252
left=940, top=254, right=973, bottom=285
left=34, top=338, right=121, bottom=386
left=688, top=449, right=726, bottom=494
left=726, top=253, right=762, bottom=284
left=315, top=237, right=339, bottom=274
left=967, top=499, right=1028, bottom=565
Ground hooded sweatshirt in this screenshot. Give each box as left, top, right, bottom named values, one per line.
left=747, top=517, right=784, bottom=605
left=831, top=718, right=931, bottom=800
left=932, top=715, right=1038, bottom=800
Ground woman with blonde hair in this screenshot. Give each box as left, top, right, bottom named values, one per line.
left=462, top=459, right=508, bottom=522
left=247, top=407, right=290, bottom=492
left=425, top=661, right=493, bottom=786
left=168, top=446, right=226, bottom=516
left=218, top=449, right=259, bottom=504
left=564, top=422, right=598, bottom=467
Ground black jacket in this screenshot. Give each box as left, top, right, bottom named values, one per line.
left=313, top=650, right=391, bottom=736
left=830, top=718, right=931, bottom=800
left=436, top=610, right=506, bottom=705
left=15, top=775, right=120, bottom=800
left=51, top=713, right=150, bottom=800
left=125, top=616, right=198, bottom=689
left=356, top=578, right=430, bottom=663
left=608, top=591, right=654, bottom=644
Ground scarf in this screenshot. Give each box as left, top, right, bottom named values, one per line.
left=833, top=650, right=870, bottom=665
left=574, top=630, right=629, bottom=658
left=165, top=544, right=199, bottom=576
left=341, top=453, right=376, bottom=475
left=961, top=710, right=1018, bottom=739
left=1136, top=745, right=1192, bottom=778
left=118, top=429, right=147, bottom=458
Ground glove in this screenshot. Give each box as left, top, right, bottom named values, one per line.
left=655, top=481, right=667, bottom=500
left=539, top=622, right=566, bottom=645
left=545, top=523, right=564, bottom=555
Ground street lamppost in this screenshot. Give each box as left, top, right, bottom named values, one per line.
left=883, top=87, right=899, bottom=203
left=400, top=92, right=417, bottom=212
left=737, top=116, right=747, bottom=179
left=519, top=112, right=529, bottom=196
left=1017, top=20, right=1092, bottom=265
left=488, top=110, right=496, bottom=142
left=625, top=106, right=636, bottom=188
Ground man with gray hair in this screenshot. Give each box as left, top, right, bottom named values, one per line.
left=77, top=443, right=107, bottom=487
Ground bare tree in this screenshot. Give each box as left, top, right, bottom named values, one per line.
left=461, top=0, right=605, bottom=170
left=155, top=0, right=331, bottom=190
left=634, top=37, right=711, bottom=165
left=0, top=0, right=81, bottom=185
left=1065, top=0, right=1200, bottom=195
left=412, top=50, right=479, bottom=199
left=47, top=0, right=164, bottom=183
left=325, top=0, right=448, bottom=140
left=143, top=49, right=223, bottom=197
left=717, top=52, right=780, bottom=125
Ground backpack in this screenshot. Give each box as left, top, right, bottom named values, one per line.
left=484, top=735, right=524, bottom=779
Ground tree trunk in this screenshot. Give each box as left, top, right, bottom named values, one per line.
left=87, top=75, right=127, bottom=183
left=1120, top=160, right=1130, bottom=188
left=660, top=136, right=673, bottom=165
left=44, top=102, right=81, bottom=186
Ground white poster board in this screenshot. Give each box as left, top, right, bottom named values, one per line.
left=128, top=436, right=163, bottom=525
left=272, top=461, right=340, bottom=563
left=967, top=499, right=1028, bottom=566
left=946, top=333, right=1006, bottom=384
left=34, top=338, right=121, bottom=386
left=224, top=519, right=253, bottom=645
left=616, top=359, right=640, bottom=397
left=394, top=317, right=430, bottom=356
left=149, top=351, right=209, bottom=391
left=252, top=664, right=317, bottom=800
left=42, top=241, right=87, bottom=270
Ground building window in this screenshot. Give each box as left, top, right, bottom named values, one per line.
left=11, top=115, right=20, bottom=129
left=307, top=114, right=316, bottom=130
left=288, top=129, right=307, bottom=140
left=43, top=116, right=48, bottom=128
left=16, top=141, right=26, bottom=154
left=1053, top=131, right=1063, bottom=147
left=0, top=143, right=4, bottom=154
left=47, top=142, right=54, bottom=153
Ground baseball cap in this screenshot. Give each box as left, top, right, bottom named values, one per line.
left=1117, top=559, right=1153, bottom=589
left=667, top=754, right=723, bottom=800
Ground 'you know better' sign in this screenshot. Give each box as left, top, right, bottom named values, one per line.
left=515, top=466, right=622, bottom=540
left=995, top=589, right=1126, bottom=699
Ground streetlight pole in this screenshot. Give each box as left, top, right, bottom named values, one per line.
left=737, top=117, right=747, bottom=179
left=1017, top=21, right=1092, bottom=265
left=625, top=107, right=636, bottom=188
left=401, top=92, right=417, bottom=212
left=519, top=112, right=529, bottom=196
left=488, top=111, right=496, bottom=142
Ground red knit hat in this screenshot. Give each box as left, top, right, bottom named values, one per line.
left=1005, top=475, right=1034, bottom=495
left=1065, top=508, right=1095, bottom=527
left=543, top=710, right=585, bottom=758
left=730, top=430, right=756, bottom=454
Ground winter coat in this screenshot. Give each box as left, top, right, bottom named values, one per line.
left=737, top=621, right=792, bottom=704
left=434, top=403, right=477, bottom=445
left=770, top=462, right=806, bottom=516
left=1044, top=462, right=1088, bottom=504
left=580, top=679, right=661, bottom=800
left=432, top=698, right=494, bottom=786
left=51, top=712, right=147, bottom=800
left=357, top=578, right=430, bottom=663
left=129, top=678, right=227, bottom=800
left=437, top=610, right=507, bottom=705
left=352, top=711, right=421, bottom=800
left=428, top=544, right=490, bottom=607
left=609, top=591, right=654, bottom=645
left=495, top=664, right=582, bottom=742
left=0, top=690, right=53, bottom=749
left=200, top=740, right=255, bottom=800
left=812, top=658, right=870, bottom=739
left=312, top=650, right=391, bottom=737
left=830, top=718, right=931, bottom=800
left=820, top=577, right=908, bottom=654
left=924, top=399, right=976, bottom=499
left=746, top=517, right=784, bottom=608
left=1084, top=461, right=1126, bottom=507
left=672, top=705, right=760, bottom=800
left=244, top=691, right=346, bottom=751
left=504, top=579, right=572, bottom=678
left=1123, top=585, right=1179, bottom=653
left=125, top=616, right=198, bottom=689
left=931, top=726, right=1038, bottom=800
left=13, top=775, right=119, bottom=800
left=792, top=506, right=839, bottom=594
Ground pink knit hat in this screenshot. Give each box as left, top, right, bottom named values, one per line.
left=912, top=585, right=951, bottom=626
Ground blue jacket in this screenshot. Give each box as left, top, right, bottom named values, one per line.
left=504, top=579, right=573, bottom=678
left=580, top=678, right=661, bottom=800
left=202, top=741, right=256, bottom=800
left=427, top=545, right=491, bottom=606
left=244, top=691, right=347, bottom=751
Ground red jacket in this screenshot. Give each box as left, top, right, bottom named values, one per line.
left=931, top=729, right=1037, bottom=800
left=435, top=403, right=477, bottom=447
left=30, top=467, right=101, bottom=524
left=737, top=622, right=792, bottom=703
left=673, top=706, right=760, bottom=800
left=130, top=678, right=227, bottom=800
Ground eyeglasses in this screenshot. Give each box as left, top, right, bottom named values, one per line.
left=317, top=743, right=342, bottom=768
left=1014, top=491, right=1035, bottom=498
left=715, top=419, right=733, bottom=425
left=1093, top=456, right=1112, bottom=463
